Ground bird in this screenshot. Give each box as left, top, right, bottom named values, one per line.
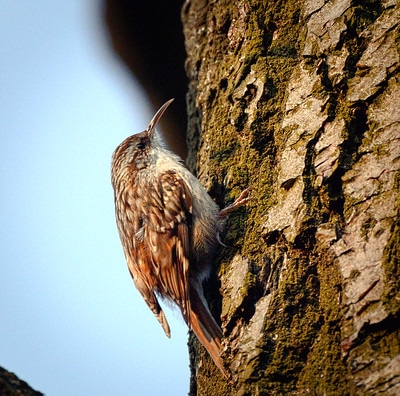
left=111, top=99, right=249, bottom=377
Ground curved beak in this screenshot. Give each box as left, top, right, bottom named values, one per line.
left=146, top=98, right=174, bottom=138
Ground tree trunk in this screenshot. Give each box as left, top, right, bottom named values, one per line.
left=182, top=0, right=400, bottom=395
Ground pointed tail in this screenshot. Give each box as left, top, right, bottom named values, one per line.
left=187, top=286, right=229, bottom=378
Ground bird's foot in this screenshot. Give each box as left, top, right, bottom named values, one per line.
left=219, top=187, right=251, bottom=218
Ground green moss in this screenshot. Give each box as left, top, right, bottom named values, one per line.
left=348, top=322, right=400, bottom=394
left=346, top=0, right=384, bottom=34
left=296, top=323, right=353, bottom=394
left=194, top=337, right=232, bottom=396
left=237, top=251, right=322, bottom=392
left=295, top=248, right=354, bottom=394
left=361, top=215, right=377, bottom=241
left=183, top=0, right=373, bottom=393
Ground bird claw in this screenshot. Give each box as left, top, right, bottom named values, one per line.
left=219, top=187, right=251, bottom=217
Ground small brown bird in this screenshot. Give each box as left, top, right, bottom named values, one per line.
left=111, top=99, right=249, bottom=377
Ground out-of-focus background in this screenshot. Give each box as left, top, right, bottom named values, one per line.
left=0, top=1, right=189, bottom=394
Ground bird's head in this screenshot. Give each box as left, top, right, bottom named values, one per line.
left=111, top=99, right=174, bottom=179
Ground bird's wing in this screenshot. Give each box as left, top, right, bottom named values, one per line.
left=128, top=171, right=228, bottom=376
left=141, top=170, right=193, bottom=325
left=127, top=249, right=172, bottom=338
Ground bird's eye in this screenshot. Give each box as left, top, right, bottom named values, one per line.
left=137, top=142, right=146, bottom=150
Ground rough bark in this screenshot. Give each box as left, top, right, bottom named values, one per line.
left=0, top=367, right=43, bottom=396
left=182, top=0, right=400, bottom=395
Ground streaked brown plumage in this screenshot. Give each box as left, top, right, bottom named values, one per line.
left=111, top=99, right=249, bottom=377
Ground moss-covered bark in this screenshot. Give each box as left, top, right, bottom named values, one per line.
left=182, top=0, right=400, bottom=394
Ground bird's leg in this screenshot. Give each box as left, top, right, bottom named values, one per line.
left=219, top=187, right=251, bottom=218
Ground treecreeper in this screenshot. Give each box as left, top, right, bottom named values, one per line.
left=111, top=99, right=249, bottom=378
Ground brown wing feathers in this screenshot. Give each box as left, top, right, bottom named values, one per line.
left=127, top=171, right=227, bottom=376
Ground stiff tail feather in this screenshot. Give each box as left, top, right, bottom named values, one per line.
left=188, top=287, right=229, bottom=378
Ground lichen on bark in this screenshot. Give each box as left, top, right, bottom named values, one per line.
left=182, top=0, right=400, bottom=394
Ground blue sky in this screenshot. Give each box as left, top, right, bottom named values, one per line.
left=0, top=1, right=189, bottom=395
